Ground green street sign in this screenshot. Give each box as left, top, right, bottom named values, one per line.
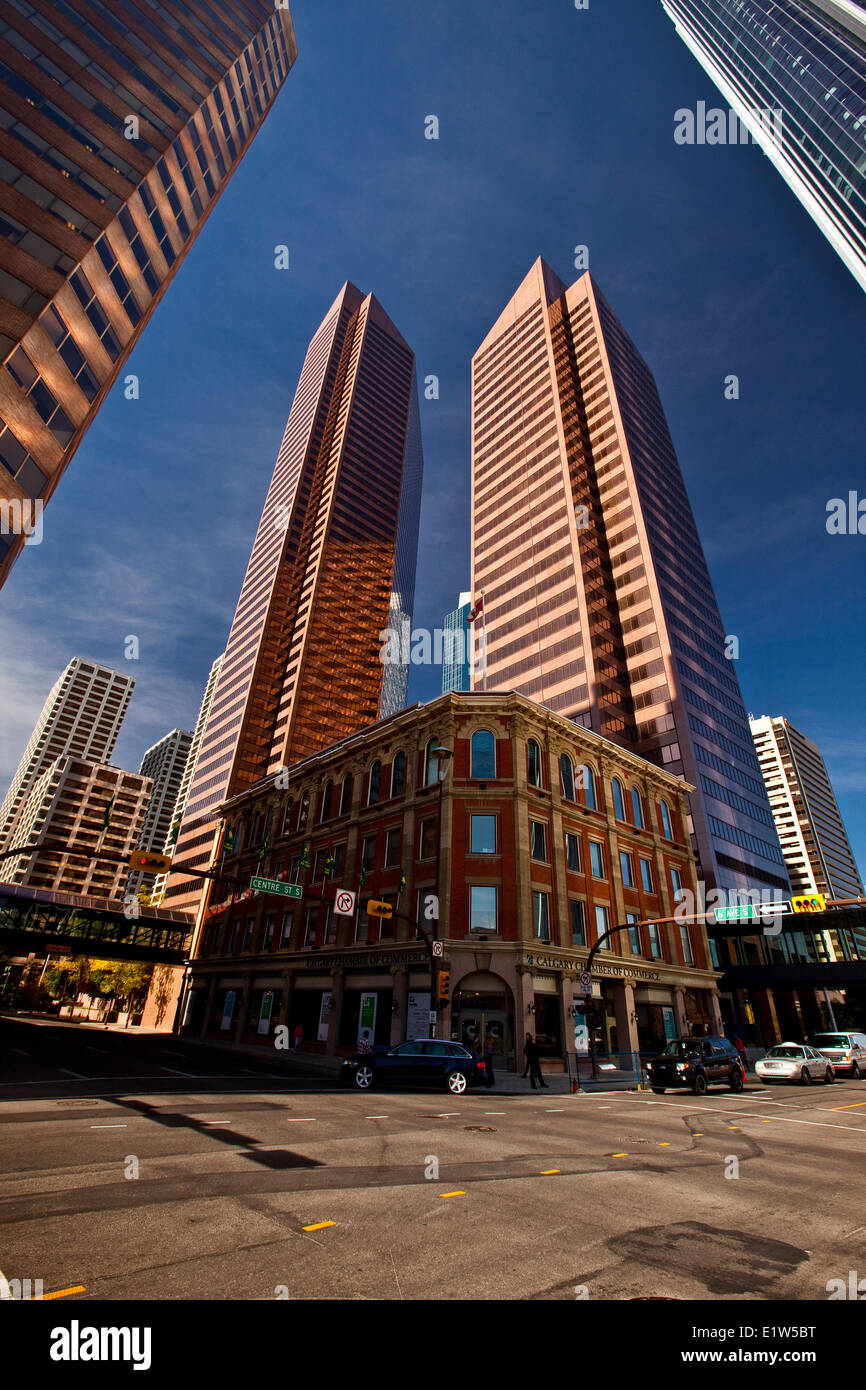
left=250, top=876, right=302, bottom=898
left=714, top=905, right=756, bottom=922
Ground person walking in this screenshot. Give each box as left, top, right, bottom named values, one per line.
left=293, top=1022, right=303, bottom=1051
left=527, top=1035, right=548, bottom=1089
left=522, top=1031, right=533, bottom=1078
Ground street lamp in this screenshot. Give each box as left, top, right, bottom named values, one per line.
left=430, top=745, right=453, bottom=1038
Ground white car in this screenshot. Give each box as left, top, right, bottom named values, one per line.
left=755, top=1043, right=834, bottom=1086
left=811, top=1032, right=866, bottom=1078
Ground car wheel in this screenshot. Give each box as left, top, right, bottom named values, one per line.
left=824, top=1068, right=834, bottom=1084
left=354, top=1065, right=373, bottom=1089
left=651, top=1087, right=665, bottom=1094
left=800, top=1067, right=812, bottom=1085
left=692, top=1072, right=708, bottom=1096
left=447, top=1070, right=468, bottom=1095
left=729, top=1068, right=744, bottom=1092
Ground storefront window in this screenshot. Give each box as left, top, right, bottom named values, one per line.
left=533, top=994, right=561, bottom=1056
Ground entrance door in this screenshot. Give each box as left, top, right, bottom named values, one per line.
left=460, top=1008, right=507, bottom=1059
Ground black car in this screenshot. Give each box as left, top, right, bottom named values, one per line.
left=646, top=1036, right=745, bottom=1095
left=341, top=1039, right=487, bottom=1094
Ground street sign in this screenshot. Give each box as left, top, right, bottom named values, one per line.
left=250, top=876, right=302, bottom=898
left=432, top=940, right=444, bottom=957
left=366, top=899, right=393, bottom=919
left=792, top=894, right=826, bottom=913
left=714, top=905, right=757, bottom=922
left=579, top=970, right=592, bottom=996
left=755, top=901, right=791, bottom=916
left=334, top=890, right=356, bottom=916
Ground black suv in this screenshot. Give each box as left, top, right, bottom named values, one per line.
left=646, top=1036, right=745, bottom=1095
left=341, top=1039, right=486, bottom=1094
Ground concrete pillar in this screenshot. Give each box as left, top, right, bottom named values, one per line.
left=325, top=969, right=345, bottom=1056
left=233, top=976, right=251, bottom=1043
left=673, top=987, right=689, bottom=1037
left=516, top=964, right=535, bottom=1043
left=561, top=972, right=576, bottom=1060
left=614, top=981, right=639, bottom=1055
left=199, top=975, right=217, bottom=1038
left=709, top=992, right=724, bottom=1034
left=276, top=970, right=293, bottom=1028
left=390, top=966, right=408, bottom=1044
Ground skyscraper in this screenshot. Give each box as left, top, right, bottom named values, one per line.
left=661, top=0, right=866, bottom=293
left=442, top=591, right=472, bottom=694
left=471, top=258, right=787, bottom=901
left=163, top=283, right=424, bottom=914
left=151, top=652, right=223, bottom=905
left=0, top=655, right=134, bottom=851
left=128, top=726, right=192, bottom=898
left=750, top=714, right=863, bottom=900
left=0, top=0, right=298, bottom=587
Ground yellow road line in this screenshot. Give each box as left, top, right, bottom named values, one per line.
left=440, top=1191, right=466, bottom=1198
left=540, top=1169, right=560, bottom=1175
left=659, top=1142, right=670, bottom=1147
left=612, top=1152, right=628, bottom=1158
left=39, top=1286, right=86, bottom=1301
left=829, top=1101, right=866, bottom=1111
left=302, top=1221, right=335, bottom=1231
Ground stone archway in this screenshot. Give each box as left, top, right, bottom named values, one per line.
left=452, top=970, right=516, bottom=1070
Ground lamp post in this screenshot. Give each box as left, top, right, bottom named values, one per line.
left=430, top=745, right=453, bottom=1038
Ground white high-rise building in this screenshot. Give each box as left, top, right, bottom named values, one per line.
left=128, top=728, right=193, bottom=899
left=0, top=658, right=134, bottom=854
left=750, top=715, right=863, bottom=902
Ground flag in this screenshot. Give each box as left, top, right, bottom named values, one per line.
left=324, top=852, right=334, bottom=878
left=467, top=595, right=484, bottom=623
left=101, top=797, right=114, bottom=830
left=222, top=826, right=236, bottom=855
left=299, top=843, right=310, bottom=870
left=359, top=864, right=367, bottom=888
left=399, top=872, right=406, bottom=897
left=257, top=836, right=268, bottom=864
left=168, top=821, right=181, bottom=847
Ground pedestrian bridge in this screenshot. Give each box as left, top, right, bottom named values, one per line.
left=0, top=881, right=194, bottom=965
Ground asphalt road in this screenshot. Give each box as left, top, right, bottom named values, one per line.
left=1, top=1016, right=865, bottom=1301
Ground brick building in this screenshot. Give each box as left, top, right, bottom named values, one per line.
left=180, top=692, right=722, bottom=1068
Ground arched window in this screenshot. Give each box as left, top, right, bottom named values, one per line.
left=527, top=738, right=542, bottom=788
left=281, top=799, right=294, bottom=836
left=320, top=780, right=333, bottom=822
left=339, top=772, right=353, bottom=816
left=298, top=790, right=310, bottom=831
left=368, top=760, right=382, bottom=805
left=582, top=764, right=596, bottom=811
left=560, top=754, right=575, bottom=802
left=611, top=777, right=625, bottom=821
left=631, top=787, right=644, bottom=829
left=425, top=737, right=441, bottom=787
left=391, top=750, right=406, bottom=798
left=471, top=729, right=496, bottom=780
left=660, top=799, right=673, bottom=840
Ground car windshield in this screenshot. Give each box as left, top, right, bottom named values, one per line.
left=813, top=1035, right=848, bottom=1048
left=659, top=1041, right=700, bottom=1058
left=765, top=1046, right=802, bottom=1058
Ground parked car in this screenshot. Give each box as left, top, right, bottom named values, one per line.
left=756, top=1043, right=834, bottom=1085
left=810, top=1031, right=866, bottom=1078
left=646, top=1036, right=745, bottom=1095
left=341, top=1039, right=486, bottom=1093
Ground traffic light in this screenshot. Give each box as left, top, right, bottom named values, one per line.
left=792, top=894, right=826, bottom=914
left=366, top=900, right=393, bottom=919
left=437, top=969, right=450, bottom=1000
left=127, top=851, right=172, bottom=874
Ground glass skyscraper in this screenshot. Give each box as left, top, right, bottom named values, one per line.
left=662, top=0, right=866, bottom=292
left=0, top=0, right=298, bottom=587
left=471, top=257, right=788, bottom=905
left=164, top=282, right=423, bottom=916
left=442, top=591, right=472, bottom=694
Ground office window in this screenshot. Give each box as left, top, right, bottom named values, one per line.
left=419, top=818, right=437, bottom=860
left=368, top=760, right=381, bottom=805
left=469, top=885, right=497, bottom=932
left=355, top=906, right=369, bottom=943
left=660, top=800, right=673, bottom=840
left=533, top=890, right=550, bottom=940
left=647, top=922, right=662, bottom=959
left=313, top=850, right=325, bottom=881
left=280, top=910, right=293, bottom=947
left=425, top=737, right=441, bottom=786
left=304, top=908, right=317, bottom=947
left=362, top=835, right=376, bottom=871
left=324, top=904, right=337, bottom=945
left=631, top=787, right=644, bottom=829
left=570, top=899, right=586, bottom=946
left=385, top=827, right=401, bottom=867
left=340, top=772, right=353, bottom=816
left=530, top=821, right=547, bottom=861
left=582, top=764, right=596, bottom=810
left=619, top=851, right=634, bottom=887
left=265, top=914, right=276, bottom=949
left=560, top=754, right=575, bottom=801
left=379, top=894, right=396, bottom=940
left=471, top=729, right=496, bottom=779
left=670, top=866, right=684, bottom=898
left=391, top=750, right=406, bottom=797
left=611, top=777, right=626, bottom=821
left=320, top=780, right=333, bottom=822
left=332, top=843, right=346, bottom=880
left=680, top=923, right=694, bottom=966
left=595, top=904, right=609, bottom=938
left=298, top=790, right=310, bottom=830
left=470, top=814, right=496, bottom=854
left=243, top=918, right=255, bottom=951
left=527, top=738, right=542, bottom=788
left=589, top=841, right=605, bottom=878
left=639, top=858, right=654, bottom=892
left=565, top=832, right=580, bottom=872
left=282, top=799, right=294, bottom=835
left=626, top=911, right=641, bottom=954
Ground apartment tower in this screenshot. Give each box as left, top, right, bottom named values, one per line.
left=471, top=258, right=787, bottom=901
left=0, top=655, right=134, bottom=851
left=661, top=0, right=866, bottom=293
left=127, top=726, right=192, bottom=898
left=0, top=0, right=298, bottom=586
left=163, top=283, right=424, bottom=915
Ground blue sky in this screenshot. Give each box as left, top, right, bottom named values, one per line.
left=1, top=0, right=864, bottom=875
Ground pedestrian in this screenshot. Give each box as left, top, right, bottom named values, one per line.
left=527, top=1035, right=548, bottom=1089
left=483, top=1049, right=495, bottom=1088
left=293, top=1022, right=303, bottom=1051
left=734, top=1034, right=747, bottom=1061
left=358, top=1029, right=372, bottom=1055
left=522, top=1031, right=533, bottom=1078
